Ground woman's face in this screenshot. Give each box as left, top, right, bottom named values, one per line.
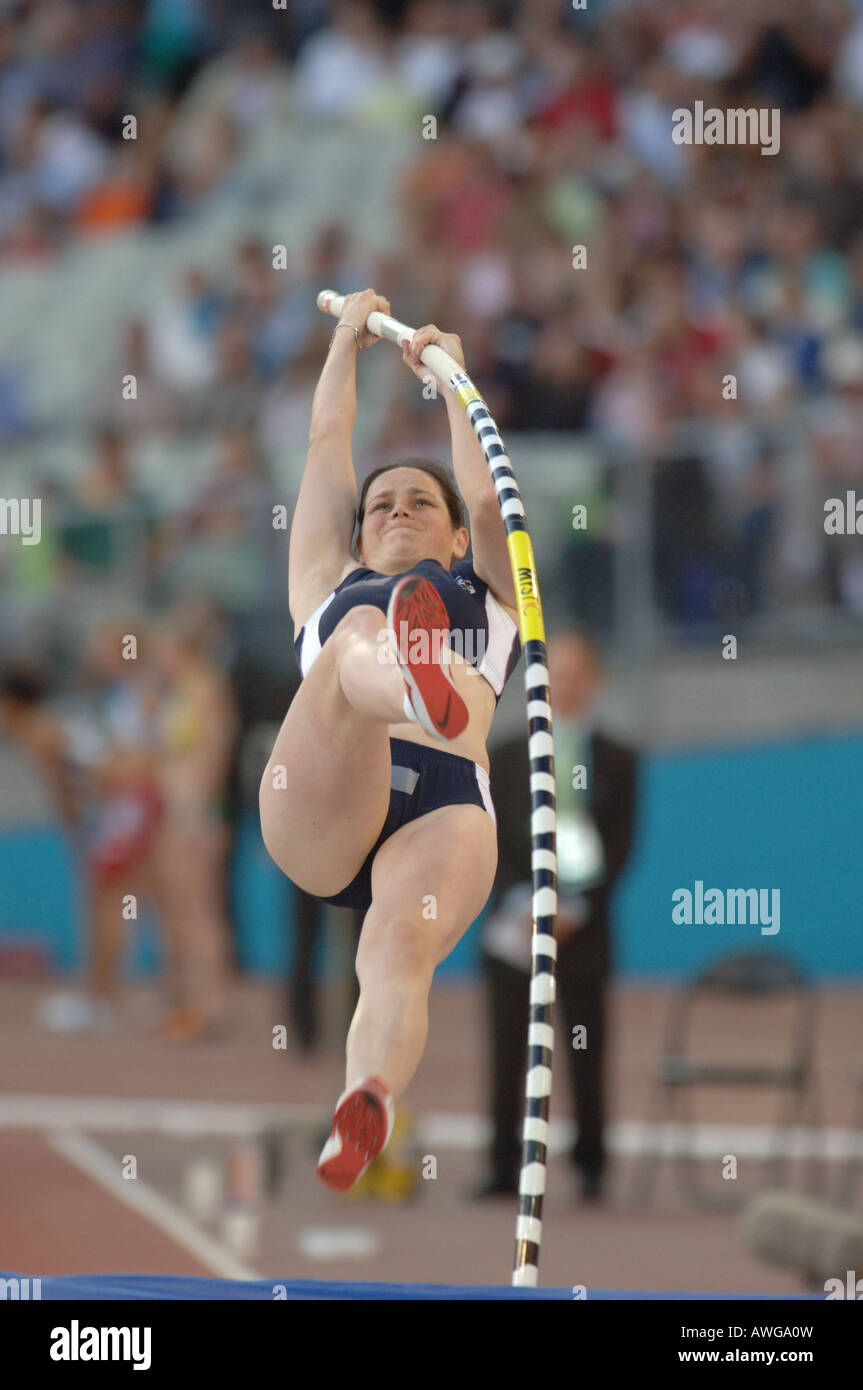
left=357, top=468, right=467, bottom=574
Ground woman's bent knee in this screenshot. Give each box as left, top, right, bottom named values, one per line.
left=335, top=603, right=390, bottom=647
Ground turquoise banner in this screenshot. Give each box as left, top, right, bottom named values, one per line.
left=1, top=731, right=861, bottom=980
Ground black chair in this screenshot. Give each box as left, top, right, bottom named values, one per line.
left=630, top=950, right=821, bottom=1209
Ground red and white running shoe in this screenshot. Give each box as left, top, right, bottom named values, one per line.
left=316, top=1076, right=396, bottom=1192
left=386, top=574, right=469, bottom=741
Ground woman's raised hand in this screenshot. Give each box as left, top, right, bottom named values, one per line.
left=402, top=324, right=465, bottom=382
left=337, top=289, right=392, bottom=349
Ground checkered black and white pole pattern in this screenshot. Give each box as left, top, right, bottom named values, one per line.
left=451, top=375, right=557, bottom=1288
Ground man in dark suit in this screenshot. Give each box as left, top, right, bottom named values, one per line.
left=475, top=629, right=639, bottom=1203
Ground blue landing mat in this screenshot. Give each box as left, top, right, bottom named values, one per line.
left=1, top=1273, right=821, bottom=1300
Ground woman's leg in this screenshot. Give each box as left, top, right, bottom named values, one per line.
left=173, top=825, right=232, bottom=1025
left=148, top=825, right=186, bottom=1010
left=87, top=872, right=127, bottom=1002
left=259, top=605, right=408, bottom=897
left=148, top=830, right=183, bottom=1008
left=346, top=801, right=498, bottom=1098
left=149, top=815, right=232, bottom=1035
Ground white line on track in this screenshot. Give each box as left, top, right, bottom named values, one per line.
left=0, top=1094, right=325, bottom=1135
left=418, top=1114, right=863, bottom=1160
left=47, top=1130, right=263, bottom=1282
left=1, top=1094, right=860, bottom=1160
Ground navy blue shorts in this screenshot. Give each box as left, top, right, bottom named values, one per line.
left=316, top=737, right=497, bottom=913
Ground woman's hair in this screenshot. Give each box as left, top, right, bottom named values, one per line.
left=355, top=459, right=466, bottom=554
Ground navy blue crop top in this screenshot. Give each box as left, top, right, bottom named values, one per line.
left=293, top=558, right=521, bottom=704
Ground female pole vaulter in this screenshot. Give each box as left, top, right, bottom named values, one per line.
left=260, top=289, right=522, bottom=1190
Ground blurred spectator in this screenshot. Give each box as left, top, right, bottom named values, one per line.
left=811, top=332, right=863, bottom=612
left=503, top=310, right=593, bottom=431
left=186, top=317, right=260, bottom=432
left=165, top=28, right=291, bottom=200
left=169, top=27, right=291, bottom=137
left=292, top=0, right=395, bottom=123
left=652, top=451, right=722, bottom=626
left=0, top=357, right=31, bottom=440
left=0, top=617, right=162, bottom=1034
left=617, top=60, right=689, bottom=188
left=74, top=614, right=163, bottom=1021
left=150, top=267, right=224, bottom=394
left=59, top=431, right=153, bottom=584
left=834, top=4, right=863, bottom=104
left=227, top=238, right=312, bottom=378
left=448, top=28, right=524, bottom=144
left=94, top=317, right=182, bottom=438
left=259, top=338, right=328, bottom=487
left=151, top=604, right=236, bottom=1041
left=371, top=391, right=450, bottom=471
left=730, top=445, right=780, bottom=615
left=730, top=2, right=839, bottom=111
left=73, top=136, right=156, bottom=237
left=157, top=426, right=281, bottom=617
left=18, top=97, right=111, bottom=215
left=164, top=102, right=240, bottom=205
left=0, top=668, right=106, bottom=1031
left=397, top=0, right=462, bottom=107
left=138, top=0, right=213, bottom=91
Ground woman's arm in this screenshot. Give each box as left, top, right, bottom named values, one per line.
left=288, top=290, right=391, bottom=624
left=403, top=324, right=518, bottom=610
left=444, top=388, right=517, bottom=609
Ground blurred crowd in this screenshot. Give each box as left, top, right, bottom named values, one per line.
left=3, top=0, right=863, bottom=644
left=0, top=602, right=238, bottom=1038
